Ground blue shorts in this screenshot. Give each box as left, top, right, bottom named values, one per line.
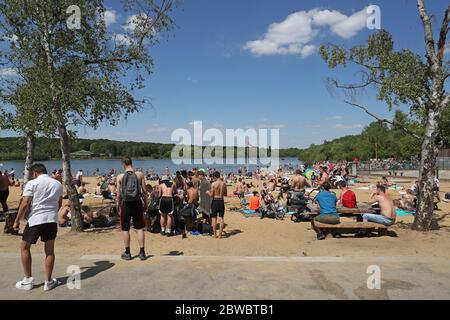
left=363, top=213, right=394, bottom=226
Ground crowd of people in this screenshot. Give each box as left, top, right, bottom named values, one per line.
left=6, top=156, right=446, bottom=291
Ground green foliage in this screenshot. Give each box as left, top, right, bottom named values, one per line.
left=298, top=111, right=422, bottom=162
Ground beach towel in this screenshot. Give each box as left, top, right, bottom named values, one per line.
left=357, top=186, right=371, bottom=190
left=240, top=209, right=261, bottom=217
left=388, top=185, right=404, bottom=191
left=395, top=208, right=414, bottom=217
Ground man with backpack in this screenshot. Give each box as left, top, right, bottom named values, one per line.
left=117, top=157, right=149, bottom=261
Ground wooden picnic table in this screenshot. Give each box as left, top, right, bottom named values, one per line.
left=308, top=206, right=380, bottom=219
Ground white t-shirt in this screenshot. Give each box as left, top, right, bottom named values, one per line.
left=23, top=174, right=63, bottom=227
left=76, top=171, right=83, bottom=180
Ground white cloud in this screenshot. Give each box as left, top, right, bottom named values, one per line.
left=103, top=10, right=117, bottom=27
left=187, top=77, right=199, bottom=84
left=0, top=68, right=18, bottom=77
left=332, top=124, right=363, bottom=129
left=325, top=115, right=343, bottom=121
left=114, top=33, right=132, bottom=46
left=244, top=7, right=369, bottom=58
left=124, top=13, right=154, bottom=33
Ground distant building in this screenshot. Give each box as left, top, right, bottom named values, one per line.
left=70, top=150, right=97, bottom=158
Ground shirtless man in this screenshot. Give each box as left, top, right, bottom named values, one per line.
left=207, top=171, right=227, bottom=239
left=191, top=169, right=201, bottom=189
left=363, top=185, right=396, bottom=226
left=159, top=176, right=176, bottom=237
left=182, top=182, right=199, bottom=239
left=116, top=157, right=149, bottom=261
left=233, top=178, right=245, bottom=196
left=317, top=166, right=329, bottom=187
left=0, top=171, right=10, bottom=213
left=268, top=178, right=277, bottom=192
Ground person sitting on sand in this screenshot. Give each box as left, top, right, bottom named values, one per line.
left=396, top=189, right=416, bottom=212
left=58, top=203, right=93, bottom=229
left=249, top=191, right=261, bottom=212
left=379, top=176, right=393, bottom=187
left=77, top=183, right=87, bottom=195
left=233, top=178, right=246, bottom=197
left=311, top=182, right=340, bottom=240
left=364, top=185, right=396, bottom=226
left=337, top=181, right=356, bottom=209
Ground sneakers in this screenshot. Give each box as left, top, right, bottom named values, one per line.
left=15, top=277, right=34, bottom=291
left=44, top=279, right=60, bottom=291
left=316, top=233, right=326, bottom=241
left=121, top=252, right=132, bottom=261
left=138, top=252, right=147, bottom=261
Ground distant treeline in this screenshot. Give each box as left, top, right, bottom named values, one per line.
left=0, top=137, right=301, bottom=161
left=299, top=112, right=425, bottom=163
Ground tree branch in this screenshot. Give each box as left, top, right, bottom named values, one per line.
left=437, top=4, right=450, bottom=63
left=344, top=100, right=422, bottom=141
left=417, top=0, right=438, bottom=68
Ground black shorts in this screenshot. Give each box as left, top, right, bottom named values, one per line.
left=22, top=223, right=58, bottom=244
left=159, top=197, right=174, bottom=215
left=211, top=199, right=225, bottom=218
left=120, top=201, right=144, bottom=231
left=0, top=190, right=9, bottom=203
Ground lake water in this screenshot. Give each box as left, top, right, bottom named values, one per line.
left=0, top=157, right=301, bottom=179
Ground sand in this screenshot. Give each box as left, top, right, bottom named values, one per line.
left=1, top=175, right=450, bottom=258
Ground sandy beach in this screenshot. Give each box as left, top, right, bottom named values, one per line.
left=1, top=175, right=449, bottom=259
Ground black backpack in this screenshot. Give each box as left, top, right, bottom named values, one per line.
left=121, top=171, right=141, bottom=202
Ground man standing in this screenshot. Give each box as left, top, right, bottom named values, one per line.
left=208, top=171, right=227, bottom=239
left=13, top=164, right=63, bottom=291
left=159, top=176, right=176, bottom=237
left=0, top=171, right=10, bottom=214
left=117, top=157, right=149, bottom=261
left=198, top=169, right=212, bottom=226
left=75, top=169, right=83, bottom=187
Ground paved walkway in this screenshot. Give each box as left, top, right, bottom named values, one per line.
left=1, top=253, right=449, bottom=300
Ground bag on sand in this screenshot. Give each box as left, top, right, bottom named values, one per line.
left=445, top=193, right=450, bottom=200
left=121, top=171, right=141, bottom=202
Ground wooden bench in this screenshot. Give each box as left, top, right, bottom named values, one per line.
left=314, top=221, right=389, bottom=237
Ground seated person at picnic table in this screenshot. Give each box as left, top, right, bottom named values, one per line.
left=311, top=182, right=340, bottom=240
left=337, top=181, right=357, bottom=208
left=363, top=185, right=396, bottom=226
left=249, top=191, right=261, bottom=211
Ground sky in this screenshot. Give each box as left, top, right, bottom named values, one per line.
left=2, top=0, right=450, bottom=148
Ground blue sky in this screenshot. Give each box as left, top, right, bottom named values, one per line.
left=2, top=0, right=450, bottom=148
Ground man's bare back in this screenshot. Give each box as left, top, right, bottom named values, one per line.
left=160, top=181, right=175, bottom=198
left=292, top=175, right=307, bottom=191
left=373, top=193, right=396, bottom=220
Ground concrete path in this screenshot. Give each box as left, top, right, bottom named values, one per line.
left=1, top=253, right=449, bottom=300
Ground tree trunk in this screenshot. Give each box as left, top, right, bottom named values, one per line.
left=56, top=117, right=83, bottom=232
left=23, top=132, right=34, bottom=185
left=38, top=10, right=83, bottom=232
left=413, top=107, right=442, bottom=231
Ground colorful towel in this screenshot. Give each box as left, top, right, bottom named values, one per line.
left=395, top=208, right=414, bottom=217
